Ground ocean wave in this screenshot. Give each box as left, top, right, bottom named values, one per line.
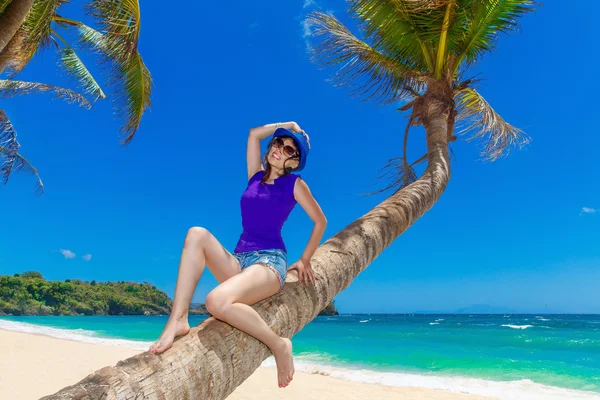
left=535, top=317, right=551, bottom=321
left=0, top=319, right=151, bottom=351
left=429, top=322, right=440, bottom=325
left=261, top=357, right=600, bottom=400
left=359, top=320, right=369, bottom=323
left=502, top=324, right=533, bottom=330
left=3, top=320, right=599, bottom=400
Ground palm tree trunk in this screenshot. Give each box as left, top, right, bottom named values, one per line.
left=0, top=29, right=22, bottom=74
left=41, top=87, right=451, bottom=400
left=0, top=0, right=33, bottom=55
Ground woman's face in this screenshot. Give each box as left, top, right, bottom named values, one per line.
left=268, top=137, right=299, bottom=170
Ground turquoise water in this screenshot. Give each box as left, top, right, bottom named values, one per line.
left=2, top=314, right=599, bottom=397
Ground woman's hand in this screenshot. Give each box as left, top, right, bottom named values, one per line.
left=300, top=130, right=311, bottom=149
left=290, top=121, right=302, bottom=132
left=288, top=258, right=316, bottom=285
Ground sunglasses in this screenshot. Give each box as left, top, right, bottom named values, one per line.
left=272, top=137, right=299, bottom=158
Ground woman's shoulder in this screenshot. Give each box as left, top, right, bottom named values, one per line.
left=248, top=169, right=265, bottom=182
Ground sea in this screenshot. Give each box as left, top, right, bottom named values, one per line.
left=1, top=314, right=599, bottom=399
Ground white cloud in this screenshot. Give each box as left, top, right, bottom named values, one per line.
left=82, top=254, right=92, bottom=262
left=581, top=207, right=597, bottom=214
left=59, top=249, right=76, bottom=259
left=301, top=19, right=313, bottom=38
left=303, top=0, right=315, bottom=8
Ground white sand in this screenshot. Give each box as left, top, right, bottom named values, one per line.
left=0, top=329, right=498, bottom=400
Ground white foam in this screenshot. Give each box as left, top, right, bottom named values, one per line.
left=261, top=357, right=600, bottom=400
left=429, top=322, right=440, bottom=325
left=0, top=320, right=152, bottom=351
left=359, top=320, right=369, bottom=323
left=501, top=324, right=533, bottom=330
left=3, top=320, right=599, bottom=399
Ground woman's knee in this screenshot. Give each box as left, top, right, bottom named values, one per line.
left=205, top=290, right=231, bottom=318
left=186, top=226, right=210, bottom=246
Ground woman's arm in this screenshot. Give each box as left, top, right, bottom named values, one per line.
left=247, top=121, right=301, bottom=179
left=290, top=179, right=327, bottom=284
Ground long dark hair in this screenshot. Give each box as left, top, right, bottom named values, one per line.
left=260, top=136, right=301, bottom=185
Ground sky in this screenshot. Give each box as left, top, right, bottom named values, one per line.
left=1, top=1, right=599, bottom=314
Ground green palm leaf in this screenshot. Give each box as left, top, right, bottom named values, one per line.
left=59, top=45, right=106, bottom=100
left=348, top=0, right=450, bottom=72
left=17, top=0, right=67, bottom=65
left=0, top=79, right=92, bottom=108
left=0, top=0, right=11, bottom=14
left=454, top=0, right=535, bottom=71
left=117, top=52, right=151, bottom=144
left=76, top=22, right=110, bottom=53
left=85, top=0, right=152, bottom=144
left=455, top=87, right=529, bottom=161
left=308, top=11, right=423, bottom=104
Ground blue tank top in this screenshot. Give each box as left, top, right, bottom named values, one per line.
left=234, top=170, right=301, bottom=253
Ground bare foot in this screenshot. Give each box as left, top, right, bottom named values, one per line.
left=148, top=317, right=190, bottom=354
left=273, top=338, right=295, bottom=388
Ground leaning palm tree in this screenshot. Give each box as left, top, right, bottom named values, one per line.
left=0, top=0, right=152, bottom=192
left=42, top=1, right=535, bottom=399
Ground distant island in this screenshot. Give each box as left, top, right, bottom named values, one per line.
left=0, top=272, right=339, bottom=317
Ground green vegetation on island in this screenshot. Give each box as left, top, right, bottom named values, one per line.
left=0, top=272, right=171, bottom=316
left=0, top=272, right=339, bottom=317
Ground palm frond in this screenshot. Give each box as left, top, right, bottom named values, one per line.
left=454, top=0, right=536, bottom=69
left=455, top=87, right=529, bottom=161
left=361, top=110, right=430, bottom=197
left=85, top=0, right=152, bottom=144
left=87, top=0, right=140, bottom=41
left=17, top=0, right=67, bottom=66
left=308, top=11, right=423, bottom=104
left=0, top=110, right=42, bottom=194
left=76, top=22, right=109, bottom=53
left=0, top=145, right=44, bottom=194
left=0, top=79, right=92, bottom=108
left=348, top=0, right=450, bottom=73
left=0, top=0, right=11, bottom=15
left=111, top=52, right=151, bottom=145
left=360, top=156, right=418, bottom=197
left=59, top=45, right=106, bottom=100
left=0, top=109, right=20, bottom=178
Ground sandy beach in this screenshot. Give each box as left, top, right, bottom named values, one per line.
left=0, top=329, right=499, bottom=400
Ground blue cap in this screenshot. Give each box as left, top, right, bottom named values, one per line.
left=272, top=128, right=310, bottom=172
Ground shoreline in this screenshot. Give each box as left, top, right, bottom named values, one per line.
left=1, top=320, right=599, bottom=400
left=0, top=328, right=498, bottom=400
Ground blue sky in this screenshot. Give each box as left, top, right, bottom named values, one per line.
left=1, top=1, right=598, bottom=313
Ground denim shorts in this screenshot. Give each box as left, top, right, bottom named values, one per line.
left=233, top=248, right=288, bottom=290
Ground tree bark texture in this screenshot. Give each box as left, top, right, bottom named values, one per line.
left=0, top=0, right=33, bottom=55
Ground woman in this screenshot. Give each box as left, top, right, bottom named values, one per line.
left=149, top=121, right=327, bottom=389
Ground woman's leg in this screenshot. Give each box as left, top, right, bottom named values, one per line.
left=149, top=227, right=242, bottom=354
left=205, top=265, right=294, bottom=388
